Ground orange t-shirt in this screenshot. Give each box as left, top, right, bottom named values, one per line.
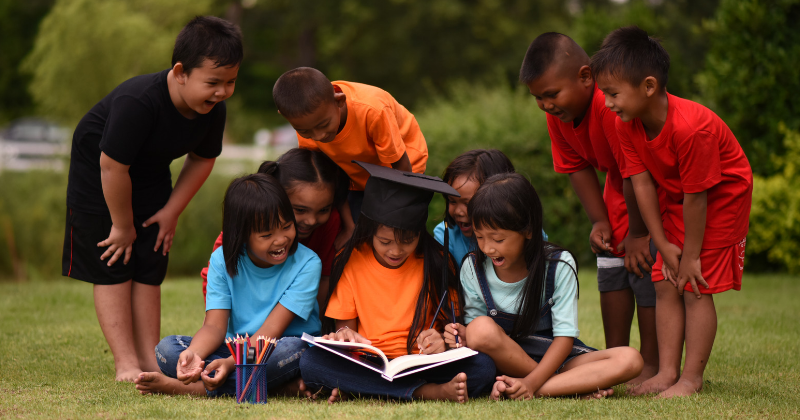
left=297, top=81, right=428, bottom=191
left=325, top=244, right=425, bottom=358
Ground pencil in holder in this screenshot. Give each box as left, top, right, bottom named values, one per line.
left=235, top=364, right=268, bottom=404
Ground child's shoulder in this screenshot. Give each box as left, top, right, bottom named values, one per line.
left=549, top=249, right=576, bottom=271
left=333, top=80, right=399, bottom=111
left=294, top=243, right=322, bottom=266
left=667, top=94, right=724, bottom=135
left=105, top=70, right=169, bottom=105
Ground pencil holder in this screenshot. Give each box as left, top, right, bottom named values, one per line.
left=235, top=364, right=268, bottom=404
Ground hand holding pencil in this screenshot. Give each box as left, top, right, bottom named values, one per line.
left=444, top=323, right=467, bottom=349
left=416, top=329, right=446, bottom=355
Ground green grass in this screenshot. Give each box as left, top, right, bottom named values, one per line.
left=1, top=272, right=799, bottom=419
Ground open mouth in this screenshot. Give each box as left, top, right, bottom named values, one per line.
left=490, top=256, right=505, bottom=266
left=386, top=255, right=404, bottom=265
left=296, top=225, right=313, bottom=236
left=269, top=247, right=287, bottom=260
left=204, top=100, right=217, bottom=107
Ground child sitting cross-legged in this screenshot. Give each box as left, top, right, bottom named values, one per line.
left=444, top=173, right=643, bottom=400
left=135, top=173, right=322, bottom=397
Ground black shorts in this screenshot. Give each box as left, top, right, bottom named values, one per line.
left=62, top=208, right=168, bottom=286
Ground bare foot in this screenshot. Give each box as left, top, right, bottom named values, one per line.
left=273, top=378, right=315, bottom=399
left=628, top=372, right=678, bottom=396
left=578, top=388, right=614, bottom=400
left=134, top=372, right=205, bottom=396
left=656, top=378, right=702, bottom=399
left=116, top=367, right=143, bottom=382
left=412, top=373, right=468, bottom=403
left=327, top=388, right=349, bottom=404
left=625, top=365, right=659, bottom=386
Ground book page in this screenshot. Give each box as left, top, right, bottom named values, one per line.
left=384, top=347, right=478, bottom=378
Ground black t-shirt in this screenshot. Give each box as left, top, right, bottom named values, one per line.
left=67, top=69, right=225, bottom=215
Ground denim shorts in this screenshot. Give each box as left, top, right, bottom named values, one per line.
left=516, top=334, right=597, bottom=373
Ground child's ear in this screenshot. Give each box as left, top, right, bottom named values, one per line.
left=578, top=65, right=594, bottom=87
left=334, top=91, right=347, bottom=107
left=525, top=231, right=534, bottom=240
left=172, top=62, right=188, bottom=85
left=643, top=76, right=659, bottom=98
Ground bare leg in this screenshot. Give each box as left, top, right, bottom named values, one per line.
left=630, top=281, right=683, bottom=396
left=533, top=347, right=642, bottom=397
left=599, top=288, right=635, bottom=348
left=134, top=372, right=206, bottom=396
left=412, top=373, right=468, bottom=403
left=131, top=282, right=161, bottom=372
left=658, top=294, right=716, bottom=398
left=465, top=316, right=537, bottom=377
left=94, top=281, right=141, bottom=382
left=629, top=305, right=659, bottom=384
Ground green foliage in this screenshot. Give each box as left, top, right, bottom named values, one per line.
left=748, top=125, right=800, bottom=272
left=570, top=0, right=718, bottom=99
left=416, top=83, right=592, bottom=265
left=697, top=0, right=800, bottom=175
left=21, top=0, right=214, bottom=124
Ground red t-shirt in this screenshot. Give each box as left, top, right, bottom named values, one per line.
left=548, top=85, right=628, bottom=257
left=200, top=208, right=341, bottom=300
left=616, top=94, right=753, bottom=249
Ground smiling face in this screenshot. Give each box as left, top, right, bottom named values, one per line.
left=246, top=218, right=296, bottom=269
left=596, top=74, right=650, bottom=123
left=526, top=64, right=594, bottom=124
left=286, top=182, right=335, bottom=239
left=284, top=94, right=346, bottom=144
left=474, top=226, right=531, bottom=281
left=372, top=225, right=420, bottom=269
left=173, top=58, right=238, bottom=118
left=447, top=175, right=480, bottom=237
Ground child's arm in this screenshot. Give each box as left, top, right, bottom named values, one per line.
left=98, top=152, right=136, bottom=266
left=568, top=167, right=614, bottom=253
left=143, top=152, right=215, bottom=255
left=630, top=171, right=681, bottom=283
left=621, top=178, right=655, bottom=277
left=176, top=309, right=230, bottom=384
left=679, top=191, right=709, bottom=298
left=390, top=152, right=412, bottom=172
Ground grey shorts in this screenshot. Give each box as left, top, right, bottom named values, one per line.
left=596, top=240, right=657, bottom=307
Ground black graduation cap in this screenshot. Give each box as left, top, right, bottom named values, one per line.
left=354, top=161, right=460, bottom=230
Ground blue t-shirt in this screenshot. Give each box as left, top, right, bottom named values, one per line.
left=460, top=251, right=579, bottom=338
left=433, top=221, right=549, bottom=269
left=206, top=244, right=322, bottom=338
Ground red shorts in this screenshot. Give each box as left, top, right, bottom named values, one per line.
left=652, top=233, right=746, bottom=294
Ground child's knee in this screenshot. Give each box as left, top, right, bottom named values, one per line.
left=615, top=347, right=644, bottom=377
left=465, top=316, right=504, bottom=352
left=154, top=335, right=190, bottom=374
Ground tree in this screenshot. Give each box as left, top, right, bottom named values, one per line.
left=696, top=0, right=800, bottom=176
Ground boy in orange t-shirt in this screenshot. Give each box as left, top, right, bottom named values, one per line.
left=273, top=67, right=428, bottom=249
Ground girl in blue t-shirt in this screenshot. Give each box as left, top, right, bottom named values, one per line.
left=443, top=173, right=643, bottom=400
left=434, top=149, right=546, bottom=268
left=135, top=173, right=321, bottom=398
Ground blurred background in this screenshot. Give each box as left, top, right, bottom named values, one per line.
left=1, top=0, right=798, bottom=280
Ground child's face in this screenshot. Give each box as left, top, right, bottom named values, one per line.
left=286, top=183, right=335, bottom=239
left=175, top=58, right=239, bottom=116
left=474, top=226, right=531, bottom=278
left=246, top=217, right=296, bottom=269
left=597, top=74, right=650, bottom=122
left=284, top=94, right=346, bottom=143
left=372, top=225, right=420, bottom=269
left=526, top=64, right=594, bottom=124
left=447, top=175, right=480, bottom=237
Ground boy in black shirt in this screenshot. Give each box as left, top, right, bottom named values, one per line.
left=62, top=16, right=242, bottom=382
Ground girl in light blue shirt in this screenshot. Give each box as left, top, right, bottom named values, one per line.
left=443, top=173, right=643, bottom=400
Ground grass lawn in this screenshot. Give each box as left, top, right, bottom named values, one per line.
left=1, top=272, right=798, bottom=419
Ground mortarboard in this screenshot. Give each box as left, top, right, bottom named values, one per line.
left=355, top=161, right=460, bottom=230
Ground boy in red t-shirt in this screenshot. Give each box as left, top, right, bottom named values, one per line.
left=272, top=67, right=429, bottom=249
left=592, top=26, right=753, bottom=398
left=519, top=33, right=659, bottom=384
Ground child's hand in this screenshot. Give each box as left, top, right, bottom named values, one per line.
left=143, top=207, right=179, bottom=256
left=200, top=356, right=234, bottom=392
left=443, top=323, right=467, bottom=349
left=416, top=329, right=445, bottom=355
left=620, top=234, right=654, bottom=278
left=490, top=375, right=534, bottom=401
left=97, top=223, right=137, bottom=266
left=589, top=221, right=614, bottom=254
left=677, top=257, right=708, bottom=298
left=176, top=350, right=205, bottom=384
left=322, top=327, right=372, bottom=345
left=659, top=242, right=682, bottom=286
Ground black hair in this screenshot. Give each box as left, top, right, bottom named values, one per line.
left=519, top=32, right=572, bottom=84
left=273, top=67, right=336, bottom=118
left=323, top=216, right=462, bottom=355
left=257, top=148, right=349, bottom=208
left=590, top=26, right=670, bottom=89
left=221, top=173, right=298, bottom=278
left=469, top=173, right=577, bottom=338
left=172, top=16, right=243, bottom=74
left=441, top=149, right=515, bottom=226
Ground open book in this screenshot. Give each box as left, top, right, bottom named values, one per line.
left=301, top=333, right=478, bottom=381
